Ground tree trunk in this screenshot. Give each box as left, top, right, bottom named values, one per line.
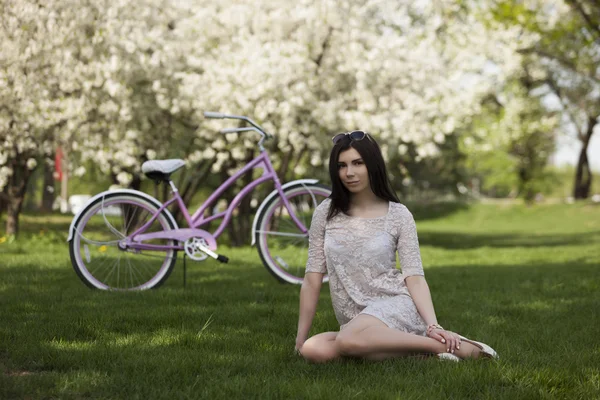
left=290, top=144, right=308, bottom=180
left=573, top=145, right=592, bottom=199
left=224, top=151, right=256, bottom=247
left=0, top=187, right=7, bottom=219
left=170, top=160, right=213, bottom=227
left=277, top=148, right=294, bottom=183
left=5, top=195, right=24, bottom=236
left=223, top=167, right=240, bottom=246
left=4, top=162, right=34, bottom=237
left=573, top=116, right=596, bottom=199
left=40, top=160, right=55, bottom=213
left=233, top=150, right=255, bottom=246
left=130, top=175, right=142, bottom=191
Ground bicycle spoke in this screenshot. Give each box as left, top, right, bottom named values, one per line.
left=124, top=205, right=139, bottom=234
left=101, top=255, right=121, bottom=286
left=269, top=210, right=301, bottom=233
left=88, top=255, right=113, bottom=277
left=75, top=226, right=122, bottom=246
left=293, top=196, right=307, bottom=228
left=128, top=257, right=149, bottom=287
left=256, top=185, right=331, bottom=284
left=100, top=197, right=126, bottom=240
left=71, top=194, right=177, bottom=290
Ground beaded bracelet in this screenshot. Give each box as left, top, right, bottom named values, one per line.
left=426, top=323, right=444, bottom=336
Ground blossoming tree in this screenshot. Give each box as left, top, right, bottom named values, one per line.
left=1, top=0, right=90, bottom=235
left=1, top=0, right=526, bottom=238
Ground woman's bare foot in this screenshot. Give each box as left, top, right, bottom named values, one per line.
left=453, top=340, right=483, bottom=359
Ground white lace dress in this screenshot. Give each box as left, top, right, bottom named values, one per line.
left=305, top=199, right=427, bottom=335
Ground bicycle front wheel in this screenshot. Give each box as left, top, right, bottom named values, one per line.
left=69, top=192, right=178, bottom=290
left=255, top=183, right=331, bottom=284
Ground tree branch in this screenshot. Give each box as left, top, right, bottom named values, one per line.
left=584, top=114, right=598, bottom=146
left=565, top=0, right=600, bottom=38
left=313, top=26, right=334, bottom=69
left=545, top=78, right=585, bottom=140
left=517, top=47, right=600, bottom=84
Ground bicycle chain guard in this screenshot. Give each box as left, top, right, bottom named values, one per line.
left=184, top=237, right=210, bottom=261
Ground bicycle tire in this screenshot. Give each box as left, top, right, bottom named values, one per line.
left=255, top=182, right=331, bottom=284
left=69, top=192, right=178, bottom=290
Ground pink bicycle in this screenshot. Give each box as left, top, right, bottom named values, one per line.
left=67, top=112, right=331, bottom=290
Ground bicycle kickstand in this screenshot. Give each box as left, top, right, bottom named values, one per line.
left=183, top=253, right=187, bottom=289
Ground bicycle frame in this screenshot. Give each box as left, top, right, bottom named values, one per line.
left=125, top=149, right=309, bottom=251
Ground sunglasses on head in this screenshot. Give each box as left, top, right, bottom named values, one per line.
left=331, top=130, right=370, bottom=144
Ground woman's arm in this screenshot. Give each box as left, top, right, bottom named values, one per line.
left=406, top=275, right=460, bottom=353
left=397, top=205, right=460, bottom=352
left=404, top=275, right=437, bottom=326
left=296, top=201, right=329, bottom=351
left=396, top=205, right=431, bottom=324
left=296, top=272, right=324, bottom=350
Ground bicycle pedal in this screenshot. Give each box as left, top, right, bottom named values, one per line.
left=217, top=255, right=229, bottom=263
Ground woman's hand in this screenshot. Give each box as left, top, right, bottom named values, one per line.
left=428, top=328, right=461, bottom=353
left=295, top=337, right=305, bottom=355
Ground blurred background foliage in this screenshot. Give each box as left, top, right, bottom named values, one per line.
left=1, top=0, right=599, bottom=241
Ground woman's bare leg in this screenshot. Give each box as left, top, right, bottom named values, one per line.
left=299, top=331, right=413, bottom=363
left=299, top=315, right=483, bottom=363
left=299, top=332, right=340, bottom=363
left=336, top=314, right=482, bottom=360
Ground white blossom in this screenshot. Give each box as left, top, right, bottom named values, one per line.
left=74, top=166, right=87, bottom=177
left=146, top=149, right=157, bottom=160
left=116, top=171, right=133, bottom=186
left=26, top=158, right=37, bottom=170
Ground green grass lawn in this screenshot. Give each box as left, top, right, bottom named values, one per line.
left=1, top=202, right=599, bottom=399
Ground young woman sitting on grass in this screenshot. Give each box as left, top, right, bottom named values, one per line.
left=295, top=131, right=498, bottom=363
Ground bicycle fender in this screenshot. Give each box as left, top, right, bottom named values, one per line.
left=67, top=189, right=179, bottom=242
left=250, top=179, right=319, bottom=246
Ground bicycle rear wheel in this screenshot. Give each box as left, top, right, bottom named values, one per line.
left=255, top=183, right=331, bottom=284
left=69, top=192, right=178, bottom=290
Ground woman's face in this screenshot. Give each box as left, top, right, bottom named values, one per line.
left=337, top=147, right=370, bottom=194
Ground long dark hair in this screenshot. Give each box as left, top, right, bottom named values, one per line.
left=327, top=133, right=400, bottom=220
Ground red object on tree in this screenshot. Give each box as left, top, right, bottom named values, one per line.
left=54, top=147, right=63, bottom=181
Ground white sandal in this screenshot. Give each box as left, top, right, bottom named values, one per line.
left=459, top=336, right=499, bottom=359
left=436, top=352, right=461, bottom=362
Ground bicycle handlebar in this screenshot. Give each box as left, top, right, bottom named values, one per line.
left=204, top=111, right=273, bottom=140
left=220, top=127, right=255, bottom=134
left=203, top=111, right=226, bottom=119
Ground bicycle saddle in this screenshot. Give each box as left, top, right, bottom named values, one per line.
left=142, top=159, right=185, bottom=181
